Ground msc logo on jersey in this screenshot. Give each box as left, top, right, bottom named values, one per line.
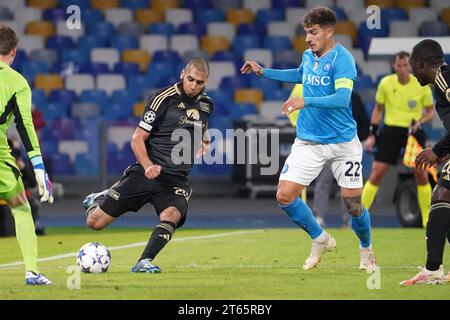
left=186, top=108, right=200, bottom=121
left=144, top=111, right=156, bottom=123
left=305, top=74, right=331, bottom=86
left=323, top=62, right=331, bottom=72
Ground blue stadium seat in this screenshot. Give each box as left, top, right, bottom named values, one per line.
left=52, top=153, right=74, bottom=175
left=152, top=50, right=181, bottom=63
left=237, top=23, right=266, bottom=39
left=356, top=36, right=372, bottom=57
left=110, top=36, right=138, bottom=52
left=183, top=0, right=212, bottom=10
left=445, top=54, right=450, bottom=65
left=60, top=0, right=90, bottom=9
left=111, top=89, right=140, bottom=106
left=49, top=90, right=78, bottom=108
left=358, top=21, right=389, bottom=38
left=212, top=50, right=243, bottom=70
left=75, top=154, right=99, bottom=176
left=32, top=89, right=47, bottom=107
left=146, top=61, right=178, bottom=86
left=113, top=62, right=140, bottom=77
left=207, top=89, right=233, bottom=106
left=264, top=89, right=291, bottom=100
left=157, top=76, right=179, bottom=88
left=20, top=61, right=49, bottom=84
left=43, top=8, right=67, bottom=22
left=381, top=8, right=408, bottom=25
left=256, top=9, right=284, bottom=27
left=272, top=0, right=304, bottom=8
left=60, top=48, right=90, bottom=66
left=176, top=22, right=205, bottom=37
left=40, top=139, right=58, bottom=158
left=80, top=89, right=109, bottom=108
left=11, top=50, right=27, bottom=71
left=51, top=118, right=80, bottom=140
left=200, top=163, right=232, bottom=175
left=39, top=102, right=70, bottom=120
left=80, top=62, right=110, bottom=75
left=208, top=115, right=233, bottom=134
left=272, top=62, right=297, bottom=70
left=419, top=21, right=449, bottom=37
left=87, top=22, right=116, bottom=41
left=194, top=9, right=224, bottom=27
left=82, top=9, right=104, bottom=25
left=47, top=36, right=74, bottom=51
left=232, top=36, right=261, bottom=56
left=148, top=23, right=175, bottom=37
left=354, top=75, right=374, bottom=92
left=77, top=35, right=108, bottom=51
left=127, top=75, right=153, bottom=97
left=251, top=75, right=281, bottom=92
left=220, top=75, right=250, bottom=91
left=264, top=36, right=292, bottom=51
left=211, top=102, right=229, bottom=115
left=229, top=103, right=258, bottom=120
left=102, top=103, right=133, bottom=120
left=331, top=6, right=348, bottom=21
left=121, top=0, right=150, bottom=9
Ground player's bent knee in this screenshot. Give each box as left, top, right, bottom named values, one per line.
left=86, top=208, right=110, bottom=230
left=276, top=190, right=296, bottom=205
left=160, top=206, right=182, bottom=224
left=343, top=197, right=363, bottom=217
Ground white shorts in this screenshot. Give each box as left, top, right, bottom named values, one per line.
left=279, top=136, right=363, bottom=189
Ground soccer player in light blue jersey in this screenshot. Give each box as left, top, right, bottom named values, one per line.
left=241, top=7, right=376, bottom=270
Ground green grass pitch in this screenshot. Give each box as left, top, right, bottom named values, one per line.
left=0, top=227, right=448, bottom=300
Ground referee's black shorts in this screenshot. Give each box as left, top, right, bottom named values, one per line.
left=100, top=163, right=192, bottom=228
left=374, top=125, right=426, bottom=165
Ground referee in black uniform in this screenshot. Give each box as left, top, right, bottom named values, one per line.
left=82, top=58, right=213, bottom=273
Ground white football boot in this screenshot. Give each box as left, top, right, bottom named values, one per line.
left=303, top=232, right=336, bottom=270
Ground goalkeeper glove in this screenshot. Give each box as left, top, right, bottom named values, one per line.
left=31, top=156, right=53, bottom=203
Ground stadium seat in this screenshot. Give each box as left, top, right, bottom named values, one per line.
left=146, top=61, right=177, bottom=86
left=152, top=50, right=181, bottom=63
left=201, top=36, right=230, bottom=56
left=71, top=102, right=101, bottom=119
left=75, top=153, right=99, bottom=176
left=409, top=8, right=438, bottom=28
left=96, top=74, right=126, bottom=96
left=264, top=36, right=292, bottom=51
left=293, top=36, right=309, bottom=54
left=135, top=9, right=164, bottom=27
left=111, top=89, right=140, bottom=106
left=358, top=21, right=389, bottom=38
left=60, top=0, right=90, bottom=9
left=430, top=0, right=450, bottom=14
left=81, top=9, right=104, bottom=25
left=66, top=74, right=95, bottom=95
left=77, top=35, right=108, bottom=51
left=133, top=101, right=146, bottom=117
left=29, top=48, right=58, bottom=67
left=105, top=8, right=133, bottom=28
left=34, top=74, right=63, bottom=95
left=360, top=61, right=391, bottom=82
left=80, top=89, right=109, bottom=106
left=207, top=89, right=233, bottom=106
left=234, top=89, right=263, bottom=107
left=419, top=21, right=449, bottom=36
left=91, top=48, right=120, bottom=70
left=170, top=35, right=199, bottom=56
left=389, top=21, right=418, bottom=37
left=49, top=89, right=77, bottom=108
left=229, top=103, right=258, bottom=120
left=183, top=0, right=211, bottom=10
left=28, top=0, right=57, bottom=9
left=140, top=35, right=169, bottom=55
left=58, top=140, right=89, bottom=163
left=102, top=102, right=133, bottom=120
left=366, top=0, right=394, bottom=8
left=394, top=0, right=426, bottom=12
left=259, top=100, right=283, bottom=119
left=166, top=8, right=193, bottom=29
left=55, top=20, right=85, bottom=41
left=151, top=0, right=178, bottom=12
left=381, top=8, right=408, bottom=26
left=267, top=22, right=296, bottom=40
left=86, top=21, right=115, bottom=41
left=26, top=21, right=55, bottom=40
left=220, top=75, right=250, bottom=91
left=232, top=36, right=261, bottom=56
left=194, top=9, right=224, bottom=27
left=243, top=0, right=271, bottom=14
left=148, top=22, right=175, bottom=37
left=177, top=22, right=205, bottom=37
left=264, top=89, right=291, bottom=101
left=0, top=7, right=16, bottom=20
left=306, top=0, right=333, bottom=9
left=207, top=22, right=235, bottom=43
left=285, top=8, right=309, bottom=27
left=226, top=9, right=255, bottom=26
left=349, top=48, right=365, bottom=66
left=208, top=61, right=236, bottom=90
left=108, top=126, right=135, bottom=150
left=335, top=21, right=358, bottom=44
left=251, top=76, right=281, bottom=92
left=331, top=6, right=348, bottom=21
left=244, top=49, right=273, bottom=68
left=39, top=102, right=70, bottom=119
left=212, top=50, right=242, bottom=70
left=46, top=35, right=74, bottom=50
left=237, top=23, right=266, bottom=39
left=211, top=0, right=241, bottom=13
left=122, top=49, right=150, bottom=72
left=113, top=62, right=140, bottom=77
left=121, top=0, right=150, bottom=9
left=31, top=89, right=47, bottom=107
left=334, top=34, right=353, bottom=49
left=118, top=21, right=145, bottom=38
left=21, top=61, right=49, bottom=84
left=256, top=9, right=285, bottom=27
left=440, top=8, right=450, bottom=28
left=110, top=36, right=139, bottom=52
left=51, top=153, right=74, bottom=175
left=16, top=7, right=42, bottom=32
left=91, top=0, right=120, bottom=11
left=274, top=50, right=301, bottom=66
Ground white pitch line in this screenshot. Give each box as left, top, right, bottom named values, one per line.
left=0, top=229, right=265, bottom=269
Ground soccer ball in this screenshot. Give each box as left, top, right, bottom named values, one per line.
left=76, top=242, right=111, bottom=273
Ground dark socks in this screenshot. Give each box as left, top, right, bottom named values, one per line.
left=426, top=203, right=450, bottom=271
left=139, top=221, right=176, bottom=261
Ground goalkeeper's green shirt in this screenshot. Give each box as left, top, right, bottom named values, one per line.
left=0, top=59, right=41, bottom=160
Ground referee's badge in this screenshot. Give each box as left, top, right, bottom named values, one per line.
left=144, top=111, right=156, bottom=123
left=407, top=100, right=417, bottom=109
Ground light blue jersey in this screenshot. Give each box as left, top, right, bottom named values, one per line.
left=264, top=43, right=357, bottom=144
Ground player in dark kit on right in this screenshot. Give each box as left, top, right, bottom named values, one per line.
left=400, top=40, right=450, bottom=285
left=82, top=59, right=213, bottom=273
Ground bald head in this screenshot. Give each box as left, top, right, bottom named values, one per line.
left=185, top=58, right=210, bottom=76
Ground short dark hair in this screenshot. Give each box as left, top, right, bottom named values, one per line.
left=411, top=39, right=444, bottom=67
left=393, top=51, right=409, bottom=63
left=0, top=24, right=18, bottom=55
left=302, top=7, right=337, bottom=29
left=185, top=58, right=210, bottom=76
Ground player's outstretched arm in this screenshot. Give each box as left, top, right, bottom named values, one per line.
left=131, top=127, right=161, bottom=180
left=241, top=60, right=302, bottom=83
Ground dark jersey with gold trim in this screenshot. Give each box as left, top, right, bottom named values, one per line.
left=431, top=65, right=450, bottom=157
left=138, top=83, right=213, bottom=178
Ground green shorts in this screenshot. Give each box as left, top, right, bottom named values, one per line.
left=0, top=155, right=24, bottom=200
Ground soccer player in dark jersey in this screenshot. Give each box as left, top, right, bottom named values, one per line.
left=400, top=39, right=450, bottom=285
left=82, top=59, right=213, bottom=273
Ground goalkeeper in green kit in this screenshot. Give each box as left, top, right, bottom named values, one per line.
left=0, top=25, right=53, bottom=285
